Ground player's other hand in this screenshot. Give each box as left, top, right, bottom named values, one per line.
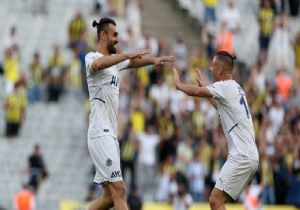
left=127, top=49, right=150, bottom=59
left=195, top=67, right=206, bottom=87
left=154, top=55, right=175, bottom=67
left=172, top=68, right=181, bottom=89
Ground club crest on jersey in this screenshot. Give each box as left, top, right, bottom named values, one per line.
left=110, top=75, right=119, bottom=87
left=111, top=170, right=121, bottom=178
left=106, top=159, right=112, bottom=167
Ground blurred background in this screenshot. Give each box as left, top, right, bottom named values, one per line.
left=0, top=0, right=300, bottom=210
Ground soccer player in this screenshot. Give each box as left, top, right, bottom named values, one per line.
left=172, top=51, right=259, bottom=210
left=85, top=17, right=174, bottom=210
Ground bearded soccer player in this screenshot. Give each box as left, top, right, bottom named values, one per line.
left=85, top=17, right=174, bottom=210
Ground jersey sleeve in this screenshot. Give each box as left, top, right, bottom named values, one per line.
left=85, top=52, right=102, bottom=74
left=206, top=81, right=226, bottom=100
left=116, top=59, right=130, bottom=71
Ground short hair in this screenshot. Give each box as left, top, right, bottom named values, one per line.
left=92, top=18, right=116, bottom=40
left=215, top=51, right=236, bottom=71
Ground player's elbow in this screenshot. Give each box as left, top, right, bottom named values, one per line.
left=91, top=59, right=111, bottom=71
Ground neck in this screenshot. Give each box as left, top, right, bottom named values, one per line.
left=220, top=73, right=232, bottom=81
left=96, top=42, right=109, bottom=55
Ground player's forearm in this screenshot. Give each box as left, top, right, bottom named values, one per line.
left=175, top=82, right=201, bottom=97
left=91, top=54, right=128, bottom=71
left=176, top=81, right=213, bottom=98
left=128, top=56, right=156, bottom=68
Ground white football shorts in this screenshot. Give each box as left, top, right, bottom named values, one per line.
left=215, top=155, right=259, bottom=200
left=88, top=136, right=123, bottom=184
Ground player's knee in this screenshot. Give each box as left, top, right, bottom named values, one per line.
left=209, top=193, right=223, bottom=209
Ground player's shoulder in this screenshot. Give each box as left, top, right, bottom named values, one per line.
left=213, top=80, right=237, bottom=88
left=85, top=51, right=102, bottom=61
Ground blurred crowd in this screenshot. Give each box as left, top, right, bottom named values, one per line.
left=1, top=0, right=300, bottom=209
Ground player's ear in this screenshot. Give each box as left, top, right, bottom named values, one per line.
left=218, top=66, right=223, bottom=74
left=99, top=31, right=107, bottom=40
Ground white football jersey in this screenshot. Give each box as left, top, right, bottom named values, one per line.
left=85, top=52, right=129, bottom=139
left=207, top=80, right=259, bottom=161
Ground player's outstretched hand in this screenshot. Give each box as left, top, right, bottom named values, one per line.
left=172, top=68, right=181, bottom=89
left=195, top=67, right=207, bottom=87
left=127, top=49, right=150, bottom=59
left=154, top=55, right=175, bottom=67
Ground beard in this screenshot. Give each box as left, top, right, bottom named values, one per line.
left=107, top=40, right=117, bottom=54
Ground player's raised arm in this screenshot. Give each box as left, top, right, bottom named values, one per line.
left=195, top=68, right=217, bottom=109
left=127, top=55, right=175, bottom=68
left=172, top=68, right=213, bottom=98
left=91, top=50, right=150, bottom=71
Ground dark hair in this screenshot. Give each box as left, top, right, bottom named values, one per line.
left=92, top=18, right=116, bottom=40
left=215, top=51, right=236, bottom=70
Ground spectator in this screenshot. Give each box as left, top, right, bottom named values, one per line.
left=28, top=52, right=44, bottom=103
left=215, top=23, right=234, bottom=55
left=68, top=11, right=87, bottom=48
left=275, top=69, right=292, bottom=101
left=268, top=95, right=285, bottom=134
left=155, top=154, right=176, bottom=202
left=267, top=14, right=295, bottom=77
left=120, top=123, right=138, bottom=188
left=4, top=80, right=26, bottom=138
left=201, top=25, right=215, bottom=58
left=171, top=32, right=187, bottom=72
left=258, top=0, right=275, bottom=51
left=14, top=184, right=35, bottom=210
left=130, top=103, right=145, bottom=133
left=46, top=45, right=65, bottom=102
left=294, top=31, right=300, bottom=83
left=3, top=48, right=19, bottom=95
left=68, top=47, right=82, bottom=92
left=93, top=0, right=108, bottom=16
left=138, top=30, right=159, bottom=56
left=243, top=184, right=263, bottom=210
left=169, top=183, right=193, bottom=210
left=127, top=185, right=143, bottom=210
left=249, top=60, right=266, bottom=92
left=120, top=27, right=136, bottom=53
left=260, top=152, right=276, bottom=204
left=203, top=0, right=217, bottom=24
left=4, top=26, right=20, bottom=56
left=187, top=152, right=207, bottom=202
left=136, top=123, right=160, bottom=195
left=27, top=144, right=48, bottom=193
left=220, top=0, right=241, bottom=33
left=175, top=136, right=193, bottom=180
left=149, top=75, right=170, bottom=110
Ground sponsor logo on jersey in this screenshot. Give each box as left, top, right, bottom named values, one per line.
left=111, top=170, right=121, bottom=178
left=110, top=75, right=119, bottom=87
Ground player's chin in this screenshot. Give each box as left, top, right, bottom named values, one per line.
left=113, top=44, right=118, bottom=53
